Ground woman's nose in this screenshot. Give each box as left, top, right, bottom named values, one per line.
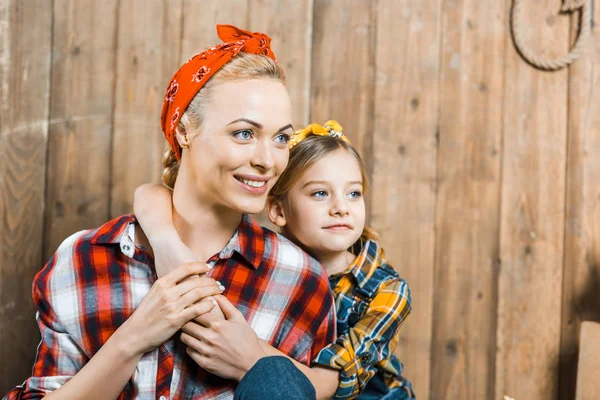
left=250, top=139, right=274, bottom=170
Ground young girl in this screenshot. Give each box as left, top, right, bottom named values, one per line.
left=135, top=120, right=414, bottom=399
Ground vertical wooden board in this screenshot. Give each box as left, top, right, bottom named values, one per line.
left=248, top=0, right=313, bottom=128
left=310, top=0, right=375, bottom=160
left=247, top=0, right=313, bottom=228
left=559, top=4, right=600, bottom=399
left=430, top=0, right=507, bottom=398
left=44, top=0, right=118, bottom=260
left=370, top=1, right=441, bottom=398
left=179, top=0, right=248, bottom=62
left=496, top=1, right=569, bottom=399
left=110, top=0, right=184, bottom=216
left=0, top=0, right=52, bottom=393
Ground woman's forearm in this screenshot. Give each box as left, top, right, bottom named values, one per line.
left=258, top=341, right=338, bottom=400
left=44, top=326, right=144, bottom=400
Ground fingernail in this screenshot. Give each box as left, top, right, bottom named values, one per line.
left=211, top=298, right=217, bottom=306
left=218, top=284, right=225, bottom=291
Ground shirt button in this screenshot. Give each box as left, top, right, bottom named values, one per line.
left=361, top=353, right=371, bottom=362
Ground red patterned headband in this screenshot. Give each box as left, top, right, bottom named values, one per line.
left=160, top=24, right=277, bottom=159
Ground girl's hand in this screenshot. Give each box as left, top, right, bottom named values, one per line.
left=180, top=295, right=267, bottom=381
left=119, top=262, right=223, bottom=355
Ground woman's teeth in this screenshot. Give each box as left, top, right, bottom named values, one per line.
left=240, top=178, right=266, bottom=188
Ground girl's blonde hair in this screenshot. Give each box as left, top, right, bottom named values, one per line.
left=162, top=52, right=286, bottom=189
left=268, top=134, right=380, bottom=250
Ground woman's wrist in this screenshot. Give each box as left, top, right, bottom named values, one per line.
left=111, top=320, right=148, bottom=360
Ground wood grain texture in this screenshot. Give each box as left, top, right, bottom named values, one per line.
left=370, top=1, right=441, bottom=398
left=559, top=5, right=600, bottom=399
left=310, top=0, right=376, bottom=160
left=248, top=0, right=313, bottom=127
left=430, top=0, right=507, bottom=398
left=496, top=1, right=570, bottom=398
left=44, top=0, right=118, bottom=260
left=0, top=0, right=52, bottom=393
left=110, top=0, right=184, bottom=216
left=179, top=0, right=248, bottom=62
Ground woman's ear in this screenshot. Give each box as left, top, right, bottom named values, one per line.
left=175, top=126, right=191, bottom=149
left=267, top=197, right=287, bottom=228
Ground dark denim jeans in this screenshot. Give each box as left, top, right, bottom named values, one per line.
left=234, top=356, right=316, bottom=400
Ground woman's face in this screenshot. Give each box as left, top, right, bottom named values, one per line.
left=277, top=149, right=366, bottom=258
left=184, top=79, right=293, bottom=214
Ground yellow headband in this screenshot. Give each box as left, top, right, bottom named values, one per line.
left=288, top=120, right=351, bottom=149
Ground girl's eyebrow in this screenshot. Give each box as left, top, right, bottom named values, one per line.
left=226, top=118, right=293, bottom=133
left=302, top=180, right=330, bottom=188
left=303, top=180, right=363, bottom=188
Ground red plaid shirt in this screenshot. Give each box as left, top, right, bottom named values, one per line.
left=4, top=214, right=336, bottom=400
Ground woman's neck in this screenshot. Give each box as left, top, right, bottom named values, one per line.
left=171, top=171, right=242, bottom=262
left=316, top=250, right=355, bottom=277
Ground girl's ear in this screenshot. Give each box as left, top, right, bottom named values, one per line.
left=267, top=197, right=287, bottom=228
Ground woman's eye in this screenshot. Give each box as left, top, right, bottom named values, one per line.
left=233, top=129, right=253, bottom=141
left=274, top=133, right=291, bottom=144
left=349, top=190, right=363, bottom=199
left=312, top=190, right=328, bottom=198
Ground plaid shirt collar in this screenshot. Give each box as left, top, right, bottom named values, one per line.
left=344, top=240, right=387, bottom=288
left=89, top=214, right=265, bottom=269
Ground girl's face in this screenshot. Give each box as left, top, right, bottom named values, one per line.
left=181, top=79, right=293, bottom=214
left=275, top=149, right=366, bottom=258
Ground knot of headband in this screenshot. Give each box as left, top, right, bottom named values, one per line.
left=160, top=24, right=276, bottom=159
left=288, top=120, right=351, bottom=149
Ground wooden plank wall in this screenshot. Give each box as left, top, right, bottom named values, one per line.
left=1, top=1, right=598, bottom=399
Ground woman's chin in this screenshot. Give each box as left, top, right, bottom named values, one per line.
left=233, top=198, right=267, bottom=215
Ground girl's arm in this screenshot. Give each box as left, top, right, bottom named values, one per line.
left=134, top=184, right=197, bottom=270
left=134, top=184, right=226, bottom=321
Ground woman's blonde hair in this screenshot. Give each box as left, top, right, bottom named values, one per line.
left=162, top=52, right=286, bottom=189
left=269, top=134, right=380, bottom=250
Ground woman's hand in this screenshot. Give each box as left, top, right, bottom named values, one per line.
left=180, top=295, right=268, bottom=381
left=118, top=262, right=223, bottom=355
left=148, top=230, right=226, bottom=319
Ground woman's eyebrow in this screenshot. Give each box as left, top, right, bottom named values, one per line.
left=277, top=124, right=293, bottom=133
left=227, top=118, right=263, bottom=129
left=226, top=119, right=292, bottom=133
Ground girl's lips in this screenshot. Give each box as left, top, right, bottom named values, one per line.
left=323, top=224, right=353, bottom=231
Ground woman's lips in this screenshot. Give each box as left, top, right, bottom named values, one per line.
left=234, top=175, right=270, bottom=195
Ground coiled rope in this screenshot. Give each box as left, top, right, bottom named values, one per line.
left=510, top=0, right=592, bottom=70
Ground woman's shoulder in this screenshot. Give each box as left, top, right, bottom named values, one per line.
left=259, top=225, right=324, bottom=276
left=34, top=215, right=136, bottom=289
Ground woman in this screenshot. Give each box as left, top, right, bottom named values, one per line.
left=4, top=25, right=336, bottom=400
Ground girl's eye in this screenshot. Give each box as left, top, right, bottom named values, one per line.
left=274, top=133, right=291, bottom=144
left=233, top=129, right=254, bottom=141
left=312, top=190, right=328, bottom=198
left=349, top=190, right=363, bottom=199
